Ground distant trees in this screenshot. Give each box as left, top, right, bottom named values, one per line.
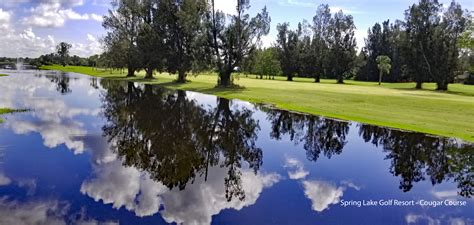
left=56, top=42, right=72, bottom=67
left=276, top=5, right=357, bottom=83
left=36, top=0, right=472, bottom=90
left=357, top=0, right=469, bottom=90
left=376, top=55, right=392, bottom=85
left=253, top=47, right=280, bottom=79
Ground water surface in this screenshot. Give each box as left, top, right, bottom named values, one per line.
left=0, top=70, right=472, bottom=225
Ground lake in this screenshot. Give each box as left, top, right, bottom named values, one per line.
left=0, top=70, right=472, bottom=225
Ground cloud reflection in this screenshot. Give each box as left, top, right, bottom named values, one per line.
left=81, top=152, right=281, bottom=225
left=0, top=73, right=100, bottom=154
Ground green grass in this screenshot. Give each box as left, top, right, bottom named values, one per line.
left=41, top=65, right=474, bottom=142
left=0, top=108, right=26, bottom=123
left=0, top=74, right=8, bottom=77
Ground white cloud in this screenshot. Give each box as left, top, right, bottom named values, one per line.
left=279, top=0, right=315, bottom=8
left=329, top=6, right=364, bottom=15
left=0, top=8, right=11, bottom=30
left=81, top=149, right=281, bottom=225
left=0, top=74, right=101, bottom=153
left=0, top=172, right=11, bottom=186
left=340, top=180, right=361, bottom=191
left=302, top=180, right=344, bottom=212
left=406, top=213, right=441, bottom=225
left=0, top=198, right=67, bottom=225
left=70, top=34, right=102, bottom=57
left=214, top=0, right=237, bottom=15
left=22, top=2, right=102, bottom=28
left=284, top=157, right=309, bottom=180
left=0, top=198, right=118, bottom=225
left=0, top=25, right=101, bottom=57
left=355, top=28, right=366, bottom=50
left=431, top=189, right=459, bottom=200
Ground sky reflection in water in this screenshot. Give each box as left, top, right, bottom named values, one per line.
left=0, top=71, right=472, bottom=225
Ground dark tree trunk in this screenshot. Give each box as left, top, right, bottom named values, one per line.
left=219, top=70, right=232, bottom=87
left=287, top=74, right=293, bottom=81
left=315, top=75, right=320, bottom=83
left=177, top=69, right=186, bottom=83
left=337, top=75, right=344, bottom=84
left=127, top=65, right=135, bottom=77
left=415, top=81, right=423, bottom=89
left=144, top=68, right=154, bottom=79
left=436, top=81, right=448, bottom=91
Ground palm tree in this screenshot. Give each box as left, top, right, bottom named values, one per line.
left=376, top=55, right=392, bottom=85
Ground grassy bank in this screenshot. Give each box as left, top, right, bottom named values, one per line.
left=0, top=108, right=22, bottom=123
left=0, top=74, right=8, bottom=76
left=41, top=65, right=474, bottom=142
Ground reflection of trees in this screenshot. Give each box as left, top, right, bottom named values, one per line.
left=359, top=124, right=474, bottom=197
left=35, top=72, right=74, bottom=94
left=100, top=81, right=262, bottom=201
left=266, top=110, right=349, bottom=162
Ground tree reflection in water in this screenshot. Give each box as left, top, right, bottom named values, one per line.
left=100, top=81, right=262, bottom=201
left=100, top=80, right=472, bottom=202
left=266, top=109, right=349, bottom=162
left=35, top=72, right=74, bottom=95
left=359, top=124, right=473, bottom=198
left=266, top=107, right=472, bottom=198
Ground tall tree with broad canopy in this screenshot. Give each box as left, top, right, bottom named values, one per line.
left=276, top=22, right=299, bottom=81
left=159, top=0, right=209, bottom=83
left=136, top=0, right=165, bottom=79
left=312, top=4, right=331, bottom=82
left=56, top=42, right=72, bottom=67
left=206, top=0, right=271, bottom=86
left=327, top=10, right=357, bottom=84
left=103, top=0, right=142, bottom=77
left=404, top=0, right=468, bottom=90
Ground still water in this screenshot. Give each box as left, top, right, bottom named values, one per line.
left=0, top=70, right=472, bottom=225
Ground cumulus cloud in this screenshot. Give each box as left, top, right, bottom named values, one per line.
left=284, top=156, right=309, bottom=180
left=0, top=198, right=118, bottom=225
left=0, top=74, right=100, bottom=154
left=302, top=180, right=344, bottom=212
left=70, top=34, right=102, bottom=57
left=0, top=8, right=11, bottom=30
left=0, top=198, right=68, bottom=225
left=81, top=148, right=281, bottom=225
left=23, top=2, right=102, bottom=28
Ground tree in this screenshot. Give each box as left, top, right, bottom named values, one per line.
left=136, top=0, right=165, bottom=79
left=404, top=0, right=468, bottom=90
left=276, top=23, right=299, bottom=81
left=159, top=0, right=209, bottom=83
left=207, top=0, right=271, bottom=86
left=376, top=55, right=392, bottom=85
left=312, top=4, right=332, bottom=82
left=327, top=11, right=357, bottom=84
left=253, top=47, right=281, bottom=79
left=56, top=42, right=72, bottom=67
left=103, top=0, right=142, bottom=77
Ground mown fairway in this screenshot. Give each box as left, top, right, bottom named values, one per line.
left=41, top=65, right=474, bottom=141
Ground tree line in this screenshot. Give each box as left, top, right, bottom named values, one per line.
left=10, top=0, right=472, bottom=89
left=99, top=0, right=470, bottom=89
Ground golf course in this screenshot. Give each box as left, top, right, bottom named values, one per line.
left=41, top=65, right=474, bottom=141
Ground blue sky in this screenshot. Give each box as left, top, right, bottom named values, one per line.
left=0, top=0, right=472, bottom=58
